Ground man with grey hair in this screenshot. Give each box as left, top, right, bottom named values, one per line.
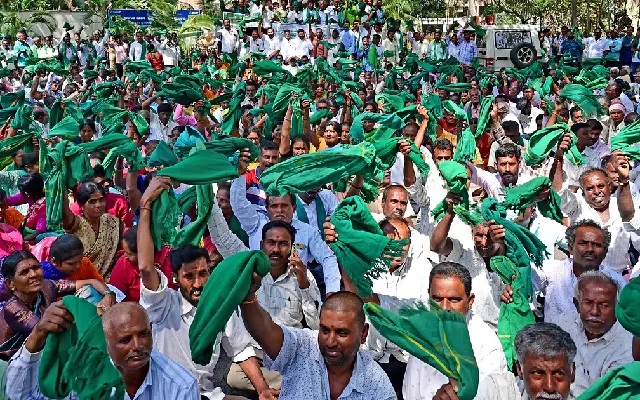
left=502, top=220, right=626, bottom=322
left=549, top=271, right=633, bottom=397
left=515, top=323, right=577, bottom=400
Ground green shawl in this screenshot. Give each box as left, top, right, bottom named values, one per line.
left=616, top=275, right=640, bottom=337
left=39, top=296, right=125, bottom=400
left=610, top=119, right=640, bottom=155
left=221, top=81, right=247, bottom=135
left=523, top=123, right=584, bottom=166
left=189, top=250, right=270, bottom=365
left=147, top=141, right=179, bottom=168
left=364, top=301, right=479, bottom=400
left=576, top=362, right=640, bottom=400
left=47, top=116, right=81, bottom=140
left=560, top=84, right=606, bottom=117
left=431, top=161, right=471, bottom=222
left=501, top=176, right=564, bottom=223
left=329, top=196, right=407, bottom=298
left=490, top=256, right=535, bottom=368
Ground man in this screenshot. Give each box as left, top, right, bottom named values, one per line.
left=429, top=30, right=448, bottom=62
left=620, top=26, right=635, bottom=67
left=561, top=32, right=583, bottom=64
left=550, top=271, right=633, bottom=397
left=553, top=26, right=570, bottom=58
left=137, top=177, right=279, bottom=400
left=279, top=30, right=296, bottom=62
left=240, top=288, right=396, bottom=399
left=92, top=29, right=110, bottom=59
left=487, top=120, right=528, bottom=171
left=431, top=192, right=506, bottom=331
left=515, top=323, right=576, bottom=400
left=403, top=262, right=508, bottom=399
left=504, top=220, right=626, bottom=322
left=218, top=19, right=239, bottom=58
left=294, top=188, right=339, bottom=236
left=382, top=30, right=399, bottom=64
left=464, top=88, right=481, bottom=119
left=263, top=27, right=281, bottom=60
left=230, top=163, right=341, bottom=293
left=244, top=141, right=280, bottom=210
left=602, top=102, right=626, bottom=144
left=129, top=31, right=147, bottom=61
left=583, top=29, right=608, bottom=59
left=472, top=143, right=536, bottom=200
left=7, top=302, right=200, bottom=399
left=409, top=31, right=429, bottom=59
left=604, top=81, right=634, bottom=115
left=290, top=29, right=313, bottom=60
left=141, top=101, right=177, bottom=144
left=456, top=28, right=478, bottom=65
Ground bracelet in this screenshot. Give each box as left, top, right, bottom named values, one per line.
left=242, top=296, right=258, bottom=305
left=140, top=207, right=152, bottom=212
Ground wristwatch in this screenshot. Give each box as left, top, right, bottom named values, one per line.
left=103, top=289, right=116, bottom=297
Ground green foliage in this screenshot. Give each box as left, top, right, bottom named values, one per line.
left=0, top=11, right=56, bottom=37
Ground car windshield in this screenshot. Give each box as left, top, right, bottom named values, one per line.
left=494, top=30, right=532, bottom=49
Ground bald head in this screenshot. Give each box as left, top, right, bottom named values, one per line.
left=321, top=291, right=365, bottom=327
left=102, top=302, right=150, bottom=334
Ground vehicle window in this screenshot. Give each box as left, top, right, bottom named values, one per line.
left=477, top=34, right=487, bottom=48
left=494, top=31, right=532, bottom=49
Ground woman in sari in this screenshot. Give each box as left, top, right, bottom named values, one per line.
left=6, top=173, right=47, bottom=244
left=0, top=250, right=115, bottom=360
left=63, top=181, right=122, bottom=279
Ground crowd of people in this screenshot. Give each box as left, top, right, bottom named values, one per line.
left=0, top=2, right=640, bottom=400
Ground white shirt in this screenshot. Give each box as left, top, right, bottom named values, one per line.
left=156, top=40, right=180, bottom=66
left=149, top=112, right=178, bottom=143
left=280, top=37, right=297, bottom=60
left=129, top=40, right=145, bottom=61
left=403, top=312, right=508, bottom=399
left=290, top=37, right=313, bottom=59
left=140, top=270, right=257, bottom=400
left=444, top=238, right=504, bottom=331
left=562, top=140, right=611, bottom=188
left=219, top=28, right=239, bottom=54
left=561, top=190, right=640, bottom=272
left=248, top=37, right=265, bottom=53
left=550, top=313, right=634, bottom=397
left=263, top=35, right=281, bottom=58
left=470, top=163, right=537, bottom=201
left=534, top=258, right=627, bottom=322
left=293, top=190, right=339, bottom=234
left=230, top=177, right=341, bottom=293
left=583, top=37, right=609, bottom=58
left=487, top=139, right=530, bottom=166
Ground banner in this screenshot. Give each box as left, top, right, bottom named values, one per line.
left=176, top=10, right=201, bottom=25
left=108, top=9, right=152, bottom=27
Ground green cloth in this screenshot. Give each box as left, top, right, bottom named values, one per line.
left=431, top=161, right=471, bottom=222
left=206, top=137, right=260, bottom=161
left=490, top=256, right=535, bottom=368
left=560, top=84, right=606, bottom=117
left=78, top=134, right=131, bottom=154
left=252, top=60, right=292, bottom=78
left=576, top=362, right=640, bottom=400
left=174, top=126, right=207, bottom=159
left=39, top=296, right=125, bottom=400
left=475, top=96, right=494, bottom=138
left=189, top=250, right=270, bottom=365
left=610, top=119, right=640, bottom=152
left=0, top=90, right=25, bottom=109
left=41, top=140, right=94, bottom=231
left=9, top=104, right=33, bottom=131
left=501, top=176, right=564, bottom=223
left=453, top=127, right=476, bottom=163
left=364, top=301, right=479, bottom=400
left=443, top=100, right=468, bottom=121
left=147, top=141, right=179, bottom=167
left=329, top=196, right=408, bottom=298
left=524, top=123, right=585, bottom=166
left=221, top=81, right=246, bottom=135
left=101, top=141, right=145, bottom=177
left=0, top=132, right=35, bottom=158
left=47, top=116, right=81, bottom=140
left=157, top=148, right=239, bottom=185
left=480, top=198, right=548, bottom=298
left=616, top=276, right=640, bottom=337
left=309, top=109, right=332, bottom=125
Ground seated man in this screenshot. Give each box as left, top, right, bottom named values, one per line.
left=7, top=301, right=199, bottom=399
left=515, top=323, right=577, bottom=400
left=240, top=288, right=396, bottom=399
left=403, top=261, right=508, bottom=399
left=550, top=271, right=633, bottom=397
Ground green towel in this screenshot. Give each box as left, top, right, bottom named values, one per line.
left=47, top=116, right=81, bottom=140
left=221, top=81, right=246, bottom=135
left=39, top=296, right=125, bottom=400
left=443, top=100, right=468, bottom=121
left=78, top=134, right=132, bottom=154
left=147, top=141, right=178, bottom=168
left=0, top=132, right=35, bottom=158
left=576, top=362, right=640, bottom=400
left=431, top=161, right=473, bottom=223
left=610, top=119, right=640, bottom=152
left=101, top=141, right=145, bottom=177
left=157, top=148, right=239, bottom=185
left=501, top=176, right=564, bottom=223
left=309, top=109, right=332, bottom=125
left=205, top=137, right=260, bottom=161
left=560, top=84, right=606, bottom=117
left=453, top=127, right=476, bottom=163
left=523, top=123, right=584, bottom=166
left=616, top=276, right=640, bottom=337
left=329, top=196, right=407, bottom=297
left=189, top=250, right=270, bottom=365
left=490, top=256, right=535, bottom=368
left=364, top=301, right=479, bottom=400
left=475, top=96, right=494, bottom=138
left=9, top=104, right=33, bottom=131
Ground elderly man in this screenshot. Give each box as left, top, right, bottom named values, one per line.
left=240, top=289, right=396, bottom=399
left=403, top=262, right=508, bottom=399
left=7, top=302, right=199, bottom=399
left=515, top=323, right=577, bottom=400
left=550, top=271, right=633, bottom=397
left=503, top=220, right=626, bottom=322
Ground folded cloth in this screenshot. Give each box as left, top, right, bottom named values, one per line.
left=576, top=362, right=640, bottom=400
left=501, top=176, right=563, bottom=223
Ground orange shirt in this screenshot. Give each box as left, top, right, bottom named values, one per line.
left=3, top=207, right=24, bottom=230
left=66, top=257, right=105, bottom=283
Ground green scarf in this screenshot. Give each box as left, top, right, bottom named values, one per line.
left=501, top=176, right=564, bottom=223
left=560, top=84, right=606, bottom=117
left=229, top=214, right=250, bottom=247
left=39, top=296, right=125, bottom=400
left=47, top=116, right=81, bottom=140
left=576, top=362, right=640, bottom=400
left=78, top=134, right=132, bottom=154
left=523, top=123, right=585, bottom=166
left=189, top=250, right=270, bottom=365
left=475, top=96, right=494, bottom=138
left=431, top=161, right=471, bottom=222
left=610, top=119, right=640, bottom=153
left=490, top=256, right=535, bottom=368
left=309, top=109, right=332, bottom=125
left=364, top=301, right=479, bottom=400
left=147, top=141, right=179, bottom=168
left=453, top=127, right=476, bottom=163
left=221, top=81, right=246, bottom=135
left=0, top=132, right=35, bottom=158
left=328, top=196, right=407, bottom=298
left=49, top=100, right=84, bottom=130
left=295, top=194, right=326, bottom=240
left=9, top=104, right=34, bottom=132
left=616, top=275, right=640, bottom=337
left=101, top=141, right=145, bottom=177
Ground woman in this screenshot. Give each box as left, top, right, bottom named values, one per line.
left=80, top=119, right=96, bottom=143
left=63, top=182, right=122, bottom=279
left=7, top=174, right=46, bottom=244
left=45, top=234, right=105, bottom=282
left=0, top=250, right=115, bottom=359
left=109, top=226, right=175, bottom=302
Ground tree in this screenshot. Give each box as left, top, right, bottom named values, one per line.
left=0, top=11, right=56, bottom=37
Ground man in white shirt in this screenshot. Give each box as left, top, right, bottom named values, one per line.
left=515, top=323, right=577, bottom=400
left=148, top=102, right=178, bottom=144
left=583, top=29, right=608, bottom=58
left=129, top=31, right=147, bottom=61
left=92, top=29, right=110, bottom=58
left=279, top=30, right=296, bottom=61
left=294, top=189, right=339, bottom=235
left=262, top=27, right=281, bottom=60
left=136, top=177, right=279, bottom=400
left=290, top=29, right=313, bottom=59
left=403, top=261, right=509, bottom=399
left=155, top=35, right=181, bottom=69
left=218, top=19, right=239, bottom=56
left=550, top=271, right=633, bottom=397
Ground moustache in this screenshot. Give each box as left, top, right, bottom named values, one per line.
left=535, top=393, right=562, bottom=400
left=126, top=349, right=150, bottom=360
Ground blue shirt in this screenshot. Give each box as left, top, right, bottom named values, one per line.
left=6, top=347, right=199, bottom=400
left=608, top=37, right=623, bottom=59
left=621, top=35, right=634, bottom=63
left=340, top=30, right=357, bottom=55
left=265, top=326, right=396, bottom=400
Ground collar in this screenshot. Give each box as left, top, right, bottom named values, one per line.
left=576, top=316, right=619, bottom=344
left=127, top=353, right=154, bottom=399
left=336, top=352, right=366, bottom=396
left=181, top=295, right=196, bottom=317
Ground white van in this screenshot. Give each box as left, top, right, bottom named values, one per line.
left=476, top=24, right=542, bottom=72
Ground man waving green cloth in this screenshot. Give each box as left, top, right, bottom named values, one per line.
left=524, top=123, right=584, bottom=166
left=364, top=301, right=479, bottom=400
left=39, top=296, right=125, bottom=400
left=189, top=251, right=270, bottom=365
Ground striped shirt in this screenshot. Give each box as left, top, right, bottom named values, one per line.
left=6, top=347, right=199, bottom=400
